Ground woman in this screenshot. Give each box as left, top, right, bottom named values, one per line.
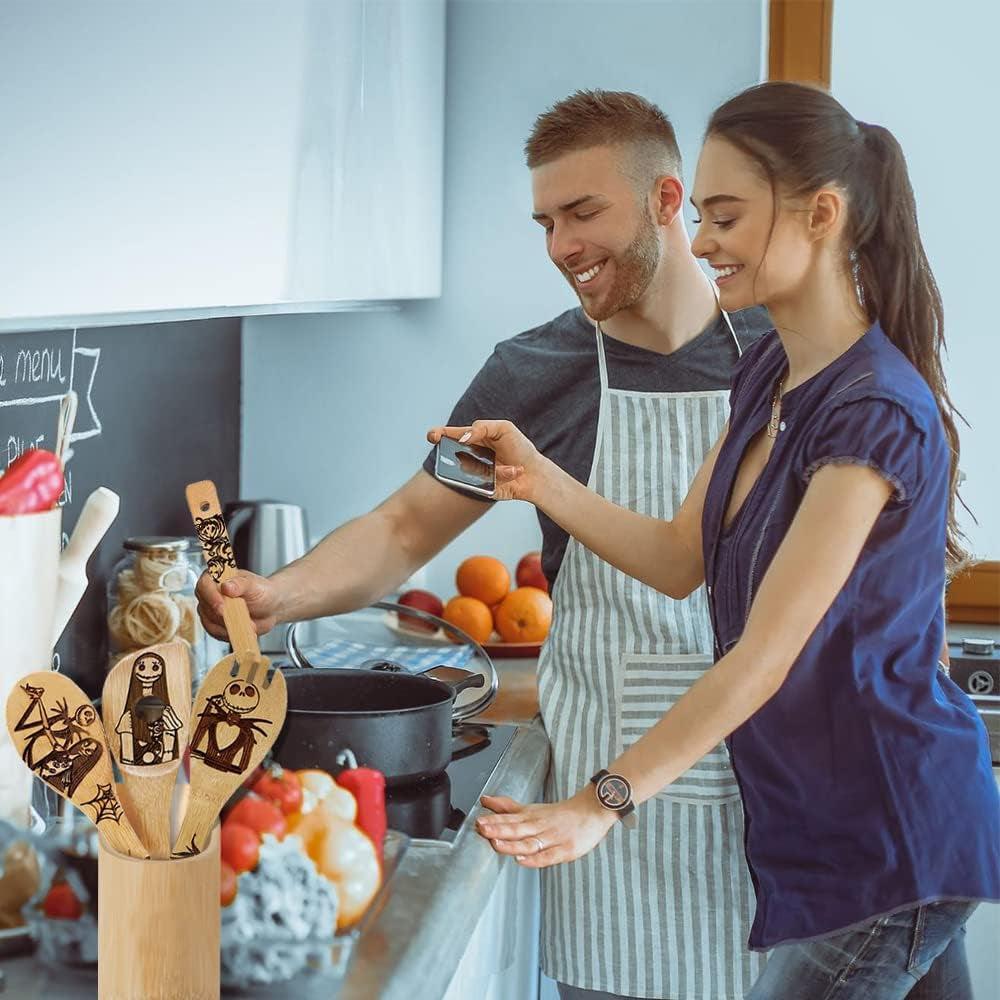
left=429, top=82, right=999, bottom=998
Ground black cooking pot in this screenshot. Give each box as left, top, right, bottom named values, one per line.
left=271, top=602, right=499, bottom=786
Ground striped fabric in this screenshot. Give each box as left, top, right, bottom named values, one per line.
left=538, top=327, right=764, bottom=998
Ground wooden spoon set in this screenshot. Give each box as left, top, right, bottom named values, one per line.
left=5, top=480, right=288, bottom=861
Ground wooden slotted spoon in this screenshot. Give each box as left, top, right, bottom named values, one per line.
left=6, top=672, right=149, bottom=858
left=171, top=480, right=287, bottom=858
left=101, top=639, right=191, bottom=858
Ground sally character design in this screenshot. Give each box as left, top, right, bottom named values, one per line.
left=34, top=737, right=103, bottom=797
left=115, top=651, right=183, bottom=765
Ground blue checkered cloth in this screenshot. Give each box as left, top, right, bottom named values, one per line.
left=278, top=636, right=476, bottom=672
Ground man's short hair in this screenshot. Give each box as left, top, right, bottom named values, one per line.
left=524, top=90, right=682, bottom=192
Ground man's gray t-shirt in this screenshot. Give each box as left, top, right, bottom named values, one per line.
left=423, top=306, right=772, bottom=589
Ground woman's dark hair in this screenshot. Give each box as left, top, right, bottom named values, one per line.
left=707, top=81, right=968, bottom=573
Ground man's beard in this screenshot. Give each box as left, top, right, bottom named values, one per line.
left=569, top=208, right=661, bottom=322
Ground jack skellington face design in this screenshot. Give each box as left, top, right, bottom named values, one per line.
left=222, top=681, right=259, bottom=714
left=188, top=677, right=270, bottom=775
left=14, top=684, right=99, bottom=768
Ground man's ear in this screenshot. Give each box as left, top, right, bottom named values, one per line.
left=808, top=188, right=844, bottom=243
left=653, top=175, right=684, bottom=226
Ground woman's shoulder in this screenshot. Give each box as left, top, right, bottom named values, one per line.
left=824, top=324, right=939, bottom=432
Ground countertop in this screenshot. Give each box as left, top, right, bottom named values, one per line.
left=0, top=705, right=550, bottom=1000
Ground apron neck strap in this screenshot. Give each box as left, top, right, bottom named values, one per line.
left=594, top=301, right=742, bottom=378
left=594, top=321, right=611, bottom=390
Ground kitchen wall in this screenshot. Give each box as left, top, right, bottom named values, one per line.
left=241, top=0, right=766, bottom=597
left=832, top=0, right=1000, bottom=559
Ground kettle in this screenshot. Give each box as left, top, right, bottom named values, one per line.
left=223, top=499, right=310, bottom=652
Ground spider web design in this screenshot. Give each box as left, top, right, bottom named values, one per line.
left=80, top=784, right=123, bottom=824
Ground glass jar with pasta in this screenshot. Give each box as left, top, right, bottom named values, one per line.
left=106, top=537, right=207, bottom=686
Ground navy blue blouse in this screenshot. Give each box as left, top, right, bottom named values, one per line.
left=702, top=322, right=1000, bottom=950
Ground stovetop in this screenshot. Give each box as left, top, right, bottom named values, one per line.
left=384, top=722, right=518, bottom=846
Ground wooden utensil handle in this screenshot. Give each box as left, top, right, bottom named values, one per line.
left=185, top=480, right=261, bottom=657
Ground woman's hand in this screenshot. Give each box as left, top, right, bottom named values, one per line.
left=427, top=420, right=548, bottom=503
left=474, top=788, right=617, bottom=868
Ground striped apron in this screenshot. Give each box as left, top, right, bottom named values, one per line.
left=538, top=316, right=764, bottom=999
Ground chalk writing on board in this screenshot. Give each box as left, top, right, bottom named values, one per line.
left=0, top=328, right=103, bottom=542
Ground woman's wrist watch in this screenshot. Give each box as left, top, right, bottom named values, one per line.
left=589, top=769, right=637, bottom=829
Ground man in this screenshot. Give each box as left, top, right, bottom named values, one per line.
left=197, top=91, right=771, bottom=999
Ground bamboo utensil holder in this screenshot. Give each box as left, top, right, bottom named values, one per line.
left=98, top=824, right=220, bottom=999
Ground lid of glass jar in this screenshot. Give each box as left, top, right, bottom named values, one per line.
left=123, top=536, right=191, bottom=552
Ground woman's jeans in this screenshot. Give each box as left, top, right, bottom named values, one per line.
left=748, top=901, right=978, bottom=999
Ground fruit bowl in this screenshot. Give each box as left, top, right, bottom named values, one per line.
left=382, top=610, right=543, bottom=659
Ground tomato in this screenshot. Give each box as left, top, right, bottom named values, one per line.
left=226, top=795, right=287, bottom=840
left=220, top=821, right=260, bottom=874
left=220, top=861, right=238, bottom=907
left=250, top=766, right=303, bottom=816
left=43, top=882, right=82, bottom=920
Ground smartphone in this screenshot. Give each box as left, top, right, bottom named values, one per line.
left=434, top=436, right=497, bottom=497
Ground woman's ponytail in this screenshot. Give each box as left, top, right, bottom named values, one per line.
left=852, top=122, right=968, bottom=573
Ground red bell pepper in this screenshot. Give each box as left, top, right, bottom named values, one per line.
left=334, top=750, right=386, bottom=864
left=0, top=449, right=64, bottom=515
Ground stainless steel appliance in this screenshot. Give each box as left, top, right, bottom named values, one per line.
left=948, top=633, right=1000, bottom=766
left=223, top=500, right=309, bottom=652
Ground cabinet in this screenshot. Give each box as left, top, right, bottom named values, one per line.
left=442, top=860, right=540, bottom=1000
left=0, top=0, right=444, bottom=325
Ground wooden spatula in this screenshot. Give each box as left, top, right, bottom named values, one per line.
left=6, top=672, right=149, bottom=858
left=101, top=640, right=191, bottom=858
left=172, top=480, right=287, bottom=858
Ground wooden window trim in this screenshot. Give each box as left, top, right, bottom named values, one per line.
left=947, top=561, right=1000, bottom=625
left=768, top=0, right=833, bottom=88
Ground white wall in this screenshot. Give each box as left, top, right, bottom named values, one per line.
left=832, top=0, right=999, bottom=559
left=242, top=0, right=765, bottom=598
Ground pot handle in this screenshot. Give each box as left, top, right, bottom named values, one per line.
left=372, top=601, right=498, bottom=721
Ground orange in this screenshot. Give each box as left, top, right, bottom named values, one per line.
left=494, top=587, right=553, bottom=644
left=442, top=595, right=495, bottom=644
left=455, top=555, right=510, bottom=607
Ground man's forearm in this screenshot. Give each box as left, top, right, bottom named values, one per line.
left=268, top=508, right=424, bottom=622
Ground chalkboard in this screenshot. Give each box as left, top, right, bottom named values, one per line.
left=0, top=318, right=241, bottom=696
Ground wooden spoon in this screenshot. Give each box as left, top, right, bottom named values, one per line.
left=6, top=672, right=148, bottom=858
left=172, top=480, right=287, bottom=858
left=101, top=639, right=191, bottom=858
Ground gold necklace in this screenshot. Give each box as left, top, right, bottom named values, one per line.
left=766, top=376, right=785, bottom=439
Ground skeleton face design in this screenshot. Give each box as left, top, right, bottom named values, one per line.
left=222, top=682, right=259, bottom=714
left=75, top=705, right=97, bottom=727
left=134, top=653, right=165, bottom=685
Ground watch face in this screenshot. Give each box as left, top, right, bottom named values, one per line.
left=596, top=773, right=631, bottom=810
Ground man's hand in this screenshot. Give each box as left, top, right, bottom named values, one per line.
left=475, top=787, right=617, bottom=868
left=194, top=570, right=283, bottom=642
